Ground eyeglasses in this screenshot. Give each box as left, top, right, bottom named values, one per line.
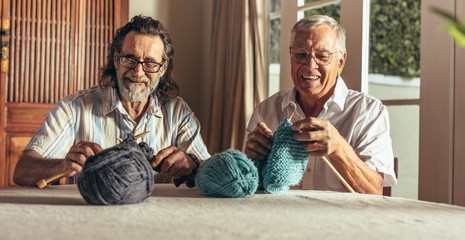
left=289, top=47, right=338, bottom=66
left=118, top=56, right=164, bottom=73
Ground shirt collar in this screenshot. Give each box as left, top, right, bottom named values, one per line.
left=101, top=87, right=162, bottom=117
left=281, top=75, right=349, bottom=114
left=281, top=88, right=298, bottom=112
left=327, top=75, right=348, bottom=112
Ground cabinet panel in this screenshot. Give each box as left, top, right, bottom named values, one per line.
left=6, top=135, right=32, bottom=186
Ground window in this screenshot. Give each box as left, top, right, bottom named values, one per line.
left=267, top=0, right=421, bottom=199
left=367, top=0, right=421, bottom=199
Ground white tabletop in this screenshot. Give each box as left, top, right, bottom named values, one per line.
left=1, top=184, right=464, bottom=240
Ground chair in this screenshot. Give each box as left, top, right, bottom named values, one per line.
left=382, top=157, right=398, bottom=196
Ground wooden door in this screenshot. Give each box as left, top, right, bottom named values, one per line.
left=0, top=0, right=128, bottom=187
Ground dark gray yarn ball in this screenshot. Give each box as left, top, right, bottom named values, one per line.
left=77, top=144, right=154, bottom=205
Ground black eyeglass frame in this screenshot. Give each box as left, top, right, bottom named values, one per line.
left=289, top=47, right=339, bottom=66
left=117, top=55, right=164, bottom=73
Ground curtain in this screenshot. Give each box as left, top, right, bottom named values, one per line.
left=205, top=0, right=267, bottom=155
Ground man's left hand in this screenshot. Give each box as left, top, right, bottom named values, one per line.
left=152, top=146, right=197, bottom=179
left=291, top=117, right=344, bottom=157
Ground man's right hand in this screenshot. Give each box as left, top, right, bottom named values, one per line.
left=244, top=122, right=273, bottom=160
left=62, top=141, right=103, bottom=176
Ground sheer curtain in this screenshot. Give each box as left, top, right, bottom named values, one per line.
left=205, top=0, right=267, bottom=155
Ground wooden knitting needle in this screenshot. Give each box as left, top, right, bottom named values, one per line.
left=288, top=112, right=355, bottom=193
left=116, top=131, right=149, bottom=143
left=37, top=131, right=151, bottom=188
left=321, top=156, right=356, bottom=193
left=36, top=169, right=73, bottom=189
left=288, top=112, right=294, bottom=121
left=134, top=131, right=149, bottom=139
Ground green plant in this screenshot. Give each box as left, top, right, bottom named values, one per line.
left=432, top=7, right=465, bottom=48
left=369, top=0, right=421, bottom=79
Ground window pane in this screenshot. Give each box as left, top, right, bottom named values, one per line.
left=270, top=18, right=281, bottom=64
left=387, top=105, right=419, bottom=200
left=368, top=0, right=421, bottom=100
left=269, top=0, right=281, bottom=13
left=303, top=3, right=340, bottom=22
left=268, top=9, right=281, bottom=96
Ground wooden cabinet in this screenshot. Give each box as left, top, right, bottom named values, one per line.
left=0, top=0, right=128, bottom=187
left=2, top=103, right=53, bottom=186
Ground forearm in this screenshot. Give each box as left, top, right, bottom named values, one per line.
left=13, top=150, right=65, bottom=186
left=329, top=141, right=384, bottom=195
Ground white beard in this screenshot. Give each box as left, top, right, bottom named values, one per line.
left=117, top=72, right=159, bottom=102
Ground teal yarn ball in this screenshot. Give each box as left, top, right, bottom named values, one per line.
left=195, top=149, right=259, bottom=198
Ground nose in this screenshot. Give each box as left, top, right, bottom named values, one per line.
left=131, top=62, right=145, bottom=77
left=304, top=53, right=319, bottom=69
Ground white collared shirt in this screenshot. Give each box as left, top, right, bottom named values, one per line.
left=243, top=76, right=397, bottom=191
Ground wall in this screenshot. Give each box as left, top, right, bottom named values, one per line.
left=420, top=0, right=465, bottom=205
left=129, top=0, right=213, bottom=133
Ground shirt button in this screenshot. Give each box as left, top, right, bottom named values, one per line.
left=307, top=168, right=312, bottom=173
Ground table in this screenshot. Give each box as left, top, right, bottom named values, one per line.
left=1, top=184, right=464, bottom=240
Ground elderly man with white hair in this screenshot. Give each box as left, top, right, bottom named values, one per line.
left=243, top=15, right=397, bottom=195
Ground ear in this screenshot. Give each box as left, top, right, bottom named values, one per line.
left=158, top=62, right=167, bottom=78
left=113, top=54, right=119, bottom=70
left=337, top=52, right=347, bottom=75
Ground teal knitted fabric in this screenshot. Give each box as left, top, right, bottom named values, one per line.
left=257, top=118, right=309, bottom=194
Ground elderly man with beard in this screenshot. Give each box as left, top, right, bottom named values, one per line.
left=13, top=15, right=210, bottom=186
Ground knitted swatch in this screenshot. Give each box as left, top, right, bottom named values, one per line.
left=195, top=149, right=258, bottom=198
left=259, top=118, right=309, bottom=194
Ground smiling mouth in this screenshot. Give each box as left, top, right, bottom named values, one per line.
left=125, top=77, right=147, bottom=84
left=301, top=74, right=320, bottom=81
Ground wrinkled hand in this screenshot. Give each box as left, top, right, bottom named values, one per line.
left=244, top=122, right=273, bottom=160
left=62, top=141, right=103, bottom=176
left=152, top=146, right=197, bottom=179
left=291, top=117, right=343, bottom=157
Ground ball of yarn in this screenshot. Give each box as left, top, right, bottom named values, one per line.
left=77, top=144, right=154, bottom=205
left=195, top=149, right=258, bottom=198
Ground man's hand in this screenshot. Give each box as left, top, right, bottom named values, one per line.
left=291, top=117, right=344, bottom=157
left=152, top=146, right=197, bottom=179
left=244, top=122, right=273, bottom=160
left=62, top=141, right=103, bottom=176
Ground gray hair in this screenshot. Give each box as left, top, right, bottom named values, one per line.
left=290, top=15, right=346, bottom=54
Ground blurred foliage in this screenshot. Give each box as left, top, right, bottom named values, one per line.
left=369, top=0, right=421, bottom=78
left=269, top=0, right=281, bottom=12
left=270, top=18, right=281, bottom=63
left=268, top=0, right=421, bottom=79
left=304, top=3, right=340, bottom=23
left=432, top=7, right=465, bottom=48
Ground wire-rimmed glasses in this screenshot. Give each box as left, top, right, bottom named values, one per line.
left=290, top=47, right=338, bottom=66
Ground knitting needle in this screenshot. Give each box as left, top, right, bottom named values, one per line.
left=288, top=112, right=355, bottom=193
left=116, top=131, right=149, bottom=143
left=321, top=156, right=356, bottom=193
left=288, top=112, right=294, bottom=121
left=134, top=131, right=149, bottom=139
left=36, top=169, right=73, bottom=189
left=38, top=131, right=152, bottom=188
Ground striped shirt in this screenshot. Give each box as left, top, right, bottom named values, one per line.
left=26, top=85, right=211, bottom=167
